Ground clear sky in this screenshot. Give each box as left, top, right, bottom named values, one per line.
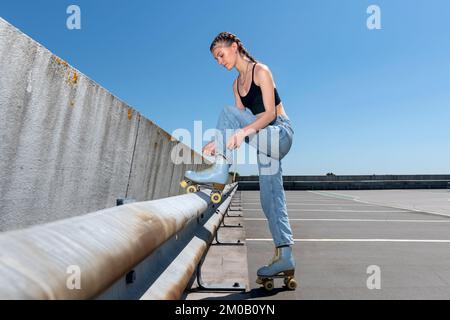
left=1, top=0, right=449, bottom=175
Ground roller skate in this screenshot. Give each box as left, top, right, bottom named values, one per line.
left=256, top=246, right=298, bottom=291
left=180, top=155, right=230, bottom=204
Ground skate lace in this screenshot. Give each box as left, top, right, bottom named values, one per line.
left=268, top=248, right=280, bottom=266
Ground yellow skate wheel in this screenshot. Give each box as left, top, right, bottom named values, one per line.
left=286, top=278, right=298, bottom=290
left=180, top=180, right=188, bottom=189
left=186, top=185, right=197, bottom=193
left=264, top=279, right=274, bottom=291
left=211, top=192, right=222, bottom=204
left=256, top=277, right=264, bottom=285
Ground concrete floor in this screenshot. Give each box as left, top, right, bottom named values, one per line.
left=185, top=189, right=450, bottom=300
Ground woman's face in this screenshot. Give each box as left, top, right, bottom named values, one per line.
left=212, top=43, right=237, bottom=71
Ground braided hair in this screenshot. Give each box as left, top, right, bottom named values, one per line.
left=209, top=32, right=257, bottom=63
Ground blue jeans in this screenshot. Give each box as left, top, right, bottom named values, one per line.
left=215, top=105, right=295, bottom=247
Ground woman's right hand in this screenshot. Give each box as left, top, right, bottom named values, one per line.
left=202, top=141, right=216, bottom=156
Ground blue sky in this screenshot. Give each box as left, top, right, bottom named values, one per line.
left=1, top=0, right=449, bottom=175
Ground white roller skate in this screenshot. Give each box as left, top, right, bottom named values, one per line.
left=256, top=246, right=298, bottom=291
left=180, top=155, right=231, bottom=204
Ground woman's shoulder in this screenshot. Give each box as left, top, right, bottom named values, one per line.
left=254, top=62, right=270, bottom=72
left=253, top=62, right=274, bottom=85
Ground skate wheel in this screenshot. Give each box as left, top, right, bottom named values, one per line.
left=186, top=185, right=197, bottom=193
left=283, top=276, right=294, bottom=286
left=286, top=278, right=297, bottom=290
left=211, top=192, right=222, bottom=204
left=263, top=279, right=274, bottom=291
left=180, top=180, right=188, bottom=189
left=256, top=277, right=263, bottom=285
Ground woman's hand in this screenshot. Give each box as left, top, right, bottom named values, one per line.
left=227, top=129, right=247, bottom=150
left=202, top=141, right=216, bottom=156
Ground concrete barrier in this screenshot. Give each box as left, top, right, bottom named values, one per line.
left=0, top=183, right=237, bottom=299
left=0, top=17, right=209, bottom=232
left=237, top=175, right=450, bottom=190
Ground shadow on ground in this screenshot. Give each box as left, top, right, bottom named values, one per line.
left=196, top=287, right=291, bottom=300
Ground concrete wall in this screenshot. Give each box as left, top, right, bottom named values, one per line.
left=238, top=175, right=450, bottom=182
left=237, top=175, right=450, bottom=190
left=0, top=18, right=208, bottom=231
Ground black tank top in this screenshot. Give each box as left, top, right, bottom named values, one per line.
left=237, top=63, right=282, bottom=115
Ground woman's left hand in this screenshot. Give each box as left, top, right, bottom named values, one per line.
left=227, top=129, right=247, bottom=150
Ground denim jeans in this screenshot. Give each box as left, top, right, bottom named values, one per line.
left=215, top=105, right=295, bottom=247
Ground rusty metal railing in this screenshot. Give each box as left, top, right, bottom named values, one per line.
left=0, top=183, right=238, bottom=299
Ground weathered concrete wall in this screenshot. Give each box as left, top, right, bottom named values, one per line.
left=126, top=117, right=205, bottom=201
left=0, top=17, right=208, bottom=231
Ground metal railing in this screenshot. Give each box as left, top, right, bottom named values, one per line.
left=0, top=183, right=238, bottom=299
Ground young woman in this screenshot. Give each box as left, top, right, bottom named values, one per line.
left=184, top=32, right=296, bottom=287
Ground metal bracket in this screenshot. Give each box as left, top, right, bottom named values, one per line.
left=220, top=217, right=243, bottom=228
left=191, top=255, right=246, bottom=293
left=211, top=227, right=244, bottom=246
left=226, top=211, right=242, bottom=218
left=116, top=198, right=136, bottom=206
left=217, top=208, right=242, bottom=228
left=220, top=222, right=243, bottom=228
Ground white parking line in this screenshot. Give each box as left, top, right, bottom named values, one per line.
left=244, top=218, right=450, bottom=223
left=243, top=209, right=408, bottom=212
left=246, top=238, right=450, bottom=243
left=308, top=191, right=358, bottom=201
left=243, top=202, right=377, bottom=206
left=308, top=190, right=450, bottom=218
left=243, top=200, right=346, bottom=202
